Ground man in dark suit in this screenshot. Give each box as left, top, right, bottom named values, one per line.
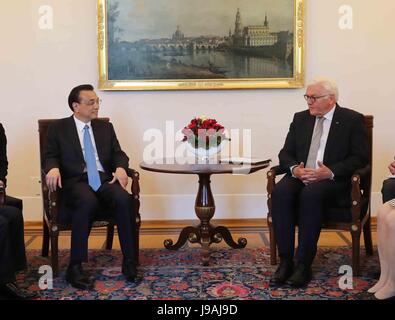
left=271, top=78, right=368, bottom=287
left=43, top=84, right=137, bottom=290
left=0, top=123, right=36, bottom=299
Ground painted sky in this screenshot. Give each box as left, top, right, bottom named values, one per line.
left=109, top=0, right=295, bottom=42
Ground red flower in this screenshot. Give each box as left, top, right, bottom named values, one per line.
left=182, top=116, right=229, bottom=149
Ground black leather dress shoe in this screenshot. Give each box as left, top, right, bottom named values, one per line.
left=0, top=282, right=37, bottom=300
left=271, top=259, right=294, bottom=285
left=122, top=259, right=137, bottom=282
left=286, top=263, right=312, bottom=288
left=66, top=264, right=94, bottom=290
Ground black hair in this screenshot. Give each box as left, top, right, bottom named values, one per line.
left=68, top=84, right=94, bottom=111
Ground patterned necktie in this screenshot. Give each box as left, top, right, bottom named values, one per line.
left=306, top=117, right=324, bottom=169
left=83, top=125, right=101, bottom=191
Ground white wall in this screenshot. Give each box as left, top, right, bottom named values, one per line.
left=1, top=0, right=394, bottom=221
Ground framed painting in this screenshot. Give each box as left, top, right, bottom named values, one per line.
left=98, top=0, right=304, bottom=90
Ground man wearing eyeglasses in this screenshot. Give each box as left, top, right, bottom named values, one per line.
left=270, top=78, right=368, bottom=288
left=43, top=84, right=138, bottom=290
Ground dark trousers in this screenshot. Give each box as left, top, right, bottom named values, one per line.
left=0, top=205, right=27, bottom=284
left=60, top=174, right=136, bottom=264
left=271, top=175, right=343, bottom=266
left=381, top=178, right=395, bottom=203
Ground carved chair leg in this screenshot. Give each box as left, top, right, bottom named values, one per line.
left=135, top=215, right=141, bottom=265
left=106, top=224, right=114, bottom=250
left=351, top=231, right=361, bottom=276
left=269, top=222, right=277, bottom=265
left=266, top=170, right=277, bottom=265
left=50, top=234, right=59, bottom=276
left=42, top=219, right=50, bottom=257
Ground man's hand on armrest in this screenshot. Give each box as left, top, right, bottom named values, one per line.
left=0, top=180, right=4, bottom=188
left=109, top=167, right=128, bottom=189
left=46, top=168, right=62, bottom=192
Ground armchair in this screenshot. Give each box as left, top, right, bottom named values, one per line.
left=38, top=119, right=141, bottom=275
left=266, top=115, right=374, bottom=275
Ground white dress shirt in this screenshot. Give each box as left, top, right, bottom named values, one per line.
left=73, top=116, right=105, bottom=173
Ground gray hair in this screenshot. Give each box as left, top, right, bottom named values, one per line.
left=308, top=77, right=339, bottom=102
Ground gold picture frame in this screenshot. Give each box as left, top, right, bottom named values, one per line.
left=98, top=0, right=304, bottom=91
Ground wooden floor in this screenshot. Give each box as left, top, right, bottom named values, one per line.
left=24, top=219, right=377, bottom=250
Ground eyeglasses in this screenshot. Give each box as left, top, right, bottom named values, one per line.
left=79, top=98, right=102, bottom=106
left=303, top=94, right=330, bottom=103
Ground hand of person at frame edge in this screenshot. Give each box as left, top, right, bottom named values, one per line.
left=388, top=161, right=395, bottom=175
left=109, top=167, right=128, bottom=189
left=293, top=161, right=332, bottom=184
left=46, top=168, right=62, bottom=192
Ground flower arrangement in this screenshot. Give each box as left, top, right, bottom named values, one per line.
left=181, top=116, right=229, bottom=150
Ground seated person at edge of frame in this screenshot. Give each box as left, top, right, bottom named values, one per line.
left=0, top=123, right=37, bottom=300
left=270, top=78, right=368, bottom=288
left=43, top=84, right=138, bottom=290
left=381, top=159, right=395, bottom=203
left=367, top=161, right=395, bottom=300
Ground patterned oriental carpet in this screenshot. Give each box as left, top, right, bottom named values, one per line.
left=20, top=247, right=379, bottom=300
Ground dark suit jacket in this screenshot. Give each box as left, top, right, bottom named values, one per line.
left=43, top=116, right=129, bottom=189
left=278, top=104, right=368, bottom=182
left=0, top=123, right=8, bottom=185
left=0, top=123, right=23, bottom=209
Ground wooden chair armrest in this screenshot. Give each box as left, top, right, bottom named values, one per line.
left=47, top=189, right=60, bottom=228
left=266, top=165, right=288, bottom=220
left=353, top=165, right=371, bottom=192
left=126, top=168, right=139, bottom=179
left=41, top=169, right=60, bottom=228
left=126, top=168, right=141, bottom=219
left=350, top=165, right=371, bottom=223
left=41, top=168, right=140, bottom=228
left=0, top=185, right=5, bottom=206
left=271, top=165, right=289, bottom=176
left=266, top=166, right=288, bottom=194
left=126, top=168, right=140, bottom=197
left=353, top=165, right=370, bottom=179
left=350, top=173, right=363, bottom=223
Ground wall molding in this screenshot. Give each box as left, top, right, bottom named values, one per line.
left=25, top=217, right=377, bottom=230
left=21, top=192, right=383, bottom=222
